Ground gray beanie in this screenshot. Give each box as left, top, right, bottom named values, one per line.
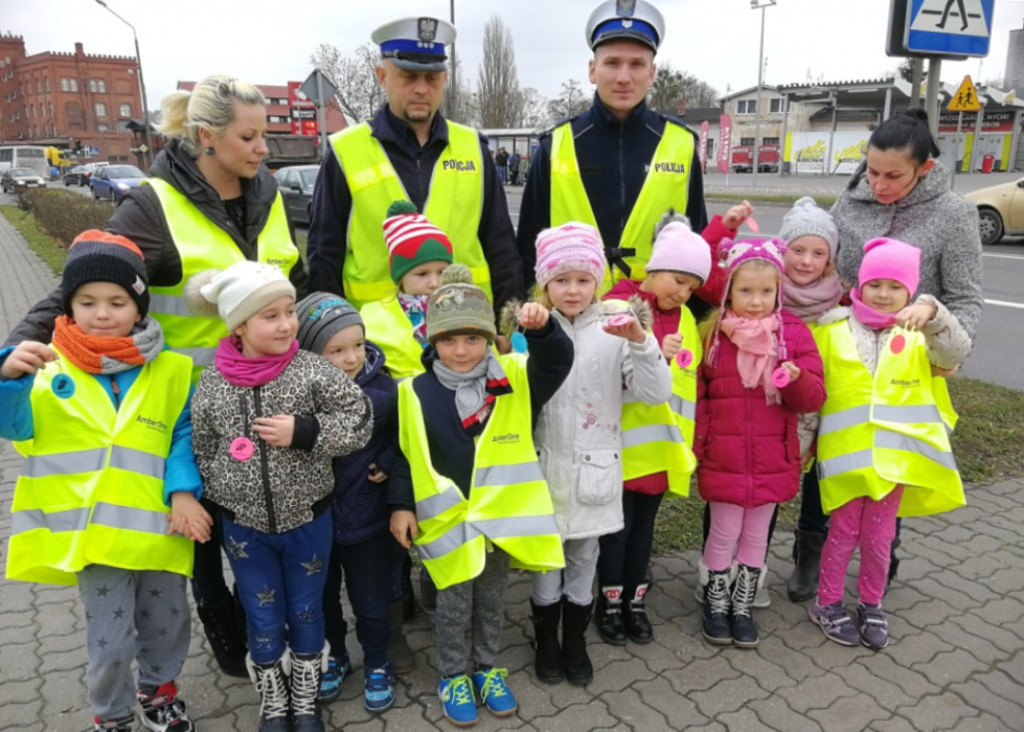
left=295, top=292, right=364, bottom=354
left=426, top=264, right=496, bottom=345
left=778, top=196, right=839, bottom=257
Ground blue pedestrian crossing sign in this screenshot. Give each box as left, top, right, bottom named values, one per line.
left=905, top=0, right=994, bottom=57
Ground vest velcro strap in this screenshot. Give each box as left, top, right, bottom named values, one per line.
left=11, top=506, right=90, bottom=535
left=875, top=430, right=958, bottom=471
left=149, top=293, right=193, bottom=318
left=621, top=423, right=684, bottom=449
left=416, top=484, right=464, bottom=522
left=818, top=448, right=873, bottom=480
left=874, top=404, right=943, bottom=425
left=168, top=345, right=216, bottom=367
left=418, top=514, right=559, bottom=560
left=474, top=461, right=545, bottom=488
left=23, top=448, right=107, bottom=477
left=91, top=502, right=171, bottom=536
left=820, top=405, right=870, bottom=435
left=348, top=161, right=398, bottom=193
left=669, top=394, right=696, bottom=421
left=109, top=446, right=166, bottom=480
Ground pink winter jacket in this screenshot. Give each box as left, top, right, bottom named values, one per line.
left=694, top=310, right=826, bottom=508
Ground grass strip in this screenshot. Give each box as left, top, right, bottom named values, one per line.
left=0, top=205, right=68, bottom=274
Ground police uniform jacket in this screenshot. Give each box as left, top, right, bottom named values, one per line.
left=517, top=96, right=709, bottom=291
left=306, top=105, right=524, bottom=318
left=2, top=139, right=309, bottom=347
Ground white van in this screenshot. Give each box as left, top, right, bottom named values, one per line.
left=0, top=146, right=50, bottom=178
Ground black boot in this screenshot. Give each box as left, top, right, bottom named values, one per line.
left=197, top=596, right=249, bottom=677
left=787, top=529, right=825, bottom=602
left=886, top=537, right=901, bottom=590
left=561, top=599, right=593, bottom=686
left=419, top=568, right=437, bottom=613
left=530, top=601, right=563, bottom=684
left=388, top=599, right=415, bottom=674
left=701, top=566, right=733, bottom=645
left=730, top=564, right=761, bottom=648
left=290, top=645, right=327, bottom=732
left=401, top=552, right=416, bottom=621
left=595, top=585, right=627, bottom=645
left=625, top=582, right=653, bottom=644
left=246, top=654, right=291, bottom=732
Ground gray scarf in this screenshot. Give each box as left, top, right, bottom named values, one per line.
left=431, top=349, right=508, bottom=425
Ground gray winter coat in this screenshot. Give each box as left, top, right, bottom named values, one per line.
left=831, top=160, right=983, bottom=340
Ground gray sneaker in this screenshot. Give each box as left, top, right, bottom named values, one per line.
left=808, top=602, right=860, bottom=646
left=856, top=603, right=889, bottom=649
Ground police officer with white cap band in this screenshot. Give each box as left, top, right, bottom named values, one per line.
left=306, top=15, right=523, bottom=319
left=517, top=0, right=708, bottom=291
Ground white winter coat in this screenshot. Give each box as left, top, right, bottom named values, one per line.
left=535, top=304, right=672, bottom=540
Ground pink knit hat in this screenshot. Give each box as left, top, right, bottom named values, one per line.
left=645, top=221, right=712, bottom=282
left=857, top=237, right=921, bottom=295
left=534, top=222, right=606, bottom=288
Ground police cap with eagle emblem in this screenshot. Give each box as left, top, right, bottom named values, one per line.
left=371, top=16, right=457, bottom=72
left=585, top=0, right=665, bottom=53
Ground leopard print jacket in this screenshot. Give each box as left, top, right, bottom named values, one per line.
left=192, top=349, right=372, bottom=534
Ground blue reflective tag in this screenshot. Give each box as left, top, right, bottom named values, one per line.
left=511, top=330, right=528, bottom=354
left=52, top=374, right=75, bottom=399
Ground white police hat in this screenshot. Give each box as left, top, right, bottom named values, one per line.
left=585, top=0, right=665, bottom=53
left=371, top=17, right=457, bottom=72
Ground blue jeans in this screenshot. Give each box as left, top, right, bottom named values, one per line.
left=221, top=510, right=331, bottom=663
left=322, top=531, right=400, bottom=669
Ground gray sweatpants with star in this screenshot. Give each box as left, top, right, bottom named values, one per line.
left=77, top=563, right=190, bottom=721
left=434, top=547, right=510, bottom=677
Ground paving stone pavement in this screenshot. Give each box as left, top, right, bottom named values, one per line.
left=1, top=213, right=1023, bottom=731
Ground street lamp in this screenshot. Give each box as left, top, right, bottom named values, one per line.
left=94, top=0, right=152, bottom=170
left=750, top=0, right=776, bottom=187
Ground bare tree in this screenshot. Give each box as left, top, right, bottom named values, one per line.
left=310, top=43, right=385, bottom=124
left=443, top=56, right=477, bottom=125
left=547, top=79, right=591, bottom=122
left=476, top=16, right=524, bottom=128
left=519, top=87, right=549, bottom=128
left=648, top=62, right=719, bottom=112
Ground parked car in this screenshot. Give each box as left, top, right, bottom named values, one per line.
left=1, top=167, right=47, bottom=193
left=964, top=176, right=1024, bottom=246
left=274, top=165, right=318, bottom=231
left=64, top=164, right=94, bottom=187
left=90, top=164, right=146, bottom=201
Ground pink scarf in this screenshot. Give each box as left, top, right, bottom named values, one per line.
left=782, top=272, right=844, bottom=322
left=215, top=336, right=299, bottom=387
left=849, top=288, right=897, bottom=330
left=720, top=311, right=782, bottom=404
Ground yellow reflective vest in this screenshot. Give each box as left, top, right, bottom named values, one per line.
left=398, top=354, right=565, bottom=589
left=549, top=120, right=695, bottom=292
left=359, top=296, right=425, bottom=381
left=144, top=178, right=299, bottom=382
left=620, top=305, right=700, bottom=496
left=6, top=349, right=195, bottom=585
left=330, top=122, right=489, bottom=307
left=815, top=320, right=965, bottom=518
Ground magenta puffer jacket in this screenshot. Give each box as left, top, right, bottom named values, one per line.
left=694, top=310, right=826, bottom=508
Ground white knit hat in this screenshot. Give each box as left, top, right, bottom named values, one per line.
left=186, top=261, right=296, bottom=331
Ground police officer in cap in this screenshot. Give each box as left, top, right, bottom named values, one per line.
left=517, top=0, right=708, bottom=292
left=306, top=15, right=523, bottom=317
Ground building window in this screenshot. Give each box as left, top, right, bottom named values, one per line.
left=97, top=123, right=109, bottom=132
left=762, top=137, right=780, bottom=145
left=89, top=79, right=107, bottom=93
left=95, top=103, right=107, bottom=117
left=99, top=79, right=106, bottom=93
left=769, top=98, right=786, bottom=114
left=120, top=103, right=132, bottom=117
left=61, top=78, right=69, bottom=92
left=740, top=137, right=756, bottom=146
left=45, top=77, right=50, bottom=93
left=89, top=79, right=97, bottom=93
left=70, top=78, right=78, bottom=92
left=737, top=99, right=757, bottom=115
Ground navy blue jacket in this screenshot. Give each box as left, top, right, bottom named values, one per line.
left=516, top=96, right=708, bottom=291
left=305, top=106, right=525, bottom=320
left=330, top=340, right=398, bottom=546
left=388, top=320, right=574, bottom=512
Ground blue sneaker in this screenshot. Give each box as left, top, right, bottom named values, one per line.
left=319, top=655, right=351, bottom=702
left=363, top=664, right=395, bottom=713
left=472, top=667, right=517, bottom=717
left=437, top=674, right=478, bottom=727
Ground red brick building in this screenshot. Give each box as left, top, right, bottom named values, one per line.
left=0, top=34, right=144, bottom=164
left=176, top=81, right=348, bottom=135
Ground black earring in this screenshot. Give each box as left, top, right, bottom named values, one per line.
left=204, top=146, right=215, bottom=156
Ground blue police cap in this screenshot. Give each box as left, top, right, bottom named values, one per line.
left=585, top=0, right=665, bottom=53
left=371, top=17, right=457, bottom=72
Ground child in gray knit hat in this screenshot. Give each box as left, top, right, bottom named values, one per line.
left=778, top=196, right=844, bottom=323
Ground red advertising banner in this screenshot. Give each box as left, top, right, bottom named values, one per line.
left=717, top=114, right=732, bottom=174
left=698, top=121, right=709, bottom=169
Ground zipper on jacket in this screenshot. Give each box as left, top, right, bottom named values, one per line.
left=110, top=374, right=121, bottom=409
left=253, top=386, right=278, bottom=534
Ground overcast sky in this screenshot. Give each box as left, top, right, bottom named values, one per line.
left=5, top=0, right=1024, bottom=112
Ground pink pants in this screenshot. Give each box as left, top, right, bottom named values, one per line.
left=817, top=486, right=904, bottom=606
left=703, top=502, right=777, bottom=571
